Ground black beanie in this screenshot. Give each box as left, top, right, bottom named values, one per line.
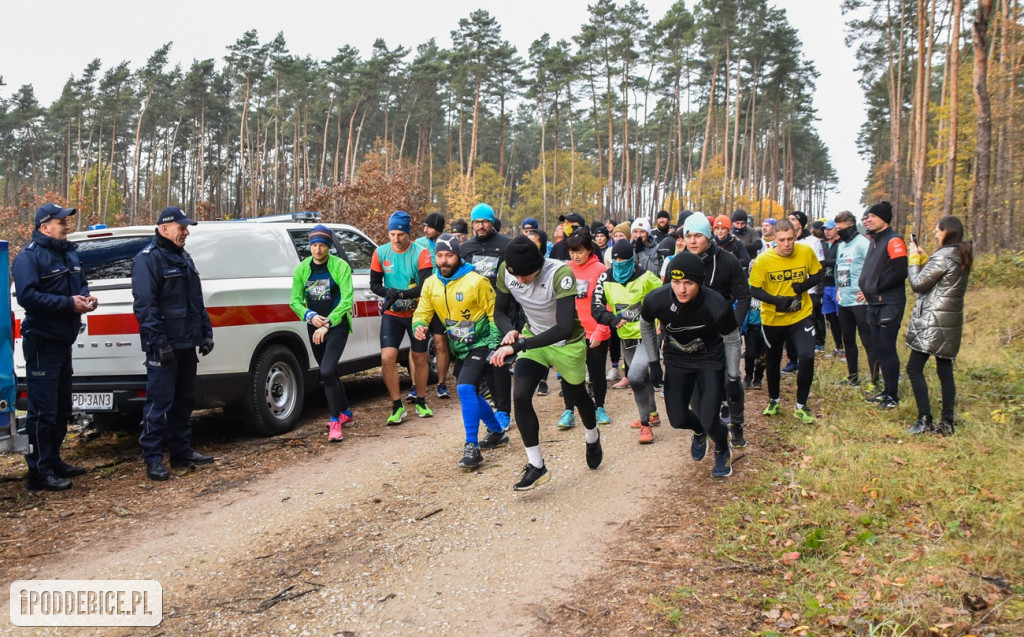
left=505, top=235, right=545, bottom=275
left=866, top=201, right=893, bottom=224
left=434, top=233, right=461, bottom=257
left=677, top=210, right=694, bottom=226
left=732, top=209, right=748, bottom=223
left=790, top=210, right=808, bottom=228
left=423, top=212, right=445, bottom=233
left=665, top=251, right=705, bottom=285
left=611, top=239, right=634, bottom=261
left=656, top=209, right=670, bottom=220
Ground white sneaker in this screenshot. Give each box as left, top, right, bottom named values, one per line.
left=606, top=367, right=621, bottom=382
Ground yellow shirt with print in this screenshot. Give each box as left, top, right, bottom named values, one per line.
left=748, top=243, right=822, bottom=327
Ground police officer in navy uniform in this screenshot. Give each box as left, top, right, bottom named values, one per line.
left=13, top=204, right=97, bottom=491
left=132, top=207, right=215, bottom=481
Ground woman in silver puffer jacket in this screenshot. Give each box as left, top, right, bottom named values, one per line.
left=905, top=216, right=972, bottom=436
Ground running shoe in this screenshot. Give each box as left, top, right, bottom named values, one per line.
left=479, top=430, right=510, bottom=449
left=711, top=447, right=733, bottom=478
left=405, top=389, right=418, bottom=402
left=612, top=377, right=631, bottom=389
left=437, top=383, right=451, bottom=399
left=513, top=463, right=550, bottom=491
left=595, top=407, right=611, bottom=425
left=414, top=401, right=434, bottom=418
left=691, top=433, right=708, bottom=461
left=763, top=399, right=780, bottom=416
left=794, top=406, right=816, bottom=424
left=386, top=404, right=407, bottom=426
left=458, top=443, right=483, bottom=468
left=586, top=431, right=603, bottom=469
left=328, top=419, right=344, bottom=442
left=638, top=425, right=654, bottom=444
left=814, top=344, right=825, bottom=354
left=649, top=411, right=661, bottom=426
left=743, top=378, right=752, bottom=389
left=876, top=395, right=899, bottom=410
left=865, top=392, right=886, bottom=404
left=907, top=414, right=933, bottom=435
left=536, top=380, right=549, bottom=396
left=936, top=418, right=955, bottom=437
left=606, top=367, right=621, bottom=382
left=629, top=419, right=643, bottom=429
left=781, top=361, right=799, bottom=374
left=557, top=410, right=576, bottom=429
left=729, top=423, right=746, bottom=448
left=495, top=411, right=511, bottom=431
left=752, top=380, right=763, bottom=390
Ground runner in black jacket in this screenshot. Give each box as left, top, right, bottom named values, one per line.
left=857, top=201, right=908, bottom=408
left=682, top=213, right=751, bottom=446
left=640, top=251, right=738, bottom=478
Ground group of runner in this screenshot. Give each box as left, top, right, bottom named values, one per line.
left=292, top=200, right=919, bottom=491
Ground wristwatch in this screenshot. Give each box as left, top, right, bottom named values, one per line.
left=511, top=337, right=527, bottom=353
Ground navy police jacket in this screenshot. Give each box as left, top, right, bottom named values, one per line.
left=131, top=232, right=212, bottom=351
left=13, top=231, right=90, bottom=344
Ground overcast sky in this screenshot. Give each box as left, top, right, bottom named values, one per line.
left=0, top=0, right=869, bottom=211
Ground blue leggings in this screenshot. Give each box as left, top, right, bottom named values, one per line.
left=455, top=348, right=501, bottom=444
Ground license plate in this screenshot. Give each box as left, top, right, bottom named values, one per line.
left=72, top=392, right=114, bottom=411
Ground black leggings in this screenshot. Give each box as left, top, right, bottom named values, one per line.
left=812, top=293, right=826, bottom=347
left=837, top=305, right=877, bottom=383
left=763, top=317, right=815, bottom=405
left=514, top=357, right=596, bottom=448
left=906, top=349, right=956, bottom=422
left=825, top=312, right=843, bottom=350
left=867, top=304, right=904, bottom=399
left=562, top=339, right=609, bottom=410
left=744, top=326, right=766, bottom=382
left=664, top=365, right=728, bottom=451
left=309, top=324, right=350, bottom=417
left=609, top=330, right=621, bottom=366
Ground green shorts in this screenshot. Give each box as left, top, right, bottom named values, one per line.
left=518, top=339, right=587, bottom=385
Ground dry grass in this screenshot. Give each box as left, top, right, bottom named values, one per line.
left=657, top=285, right=1024, bottom=636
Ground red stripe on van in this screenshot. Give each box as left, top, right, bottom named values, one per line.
left=207, top=304, right=296, bottom=327
left=27, top=301, right=384, bottom=338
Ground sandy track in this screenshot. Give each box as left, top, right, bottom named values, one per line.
left=2, top=383, right=704, bottom=636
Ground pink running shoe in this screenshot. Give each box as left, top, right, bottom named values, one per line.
left=328, top=419, right=345, bottom=442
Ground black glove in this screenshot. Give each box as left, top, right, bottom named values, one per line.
left=384, top=288, right=402, bottom=301
left=773, top=295, right=801, bottom=312
left=199, top=337, right=215, bottom=356
left=632, top=238, right=645, bottom=255
left=157, top=344, right=174, bottom=364
left=648, top=361, right=663, bottom=388
left=791, top=279, right=813, bottom=295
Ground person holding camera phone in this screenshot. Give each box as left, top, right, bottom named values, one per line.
left=748, top=218, right=823, bottom=424
left=132, top=207, right=215, bottom=481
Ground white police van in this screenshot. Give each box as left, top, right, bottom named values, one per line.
left=11, top=213, right=389, bottom=436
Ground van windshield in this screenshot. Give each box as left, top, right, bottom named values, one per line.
left=75, top=236, right=154, bottom=280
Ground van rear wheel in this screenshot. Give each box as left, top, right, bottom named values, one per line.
left=245, top=344, right=304, bottom=436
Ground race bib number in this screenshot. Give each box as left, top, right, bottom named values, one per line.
left=445, top=319, right=478, bottom=345
left=836, top=267, right=852, bottom=288
left=575, top=279, right=589, bottom=298
left=472, top=255, right=499, bottom=278
left=614, top=302, right=642, bottom=322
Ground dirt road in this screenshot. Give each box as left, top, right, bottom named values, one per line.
left=1, top=374, right=763, bottom=636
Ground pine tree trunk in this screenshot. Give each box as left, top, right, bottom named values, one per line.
left=943, top=0, right=962, bottom=217
left=972, top=0, right=994, bottom=250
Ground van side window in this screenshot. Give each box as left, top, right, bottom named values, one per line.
left=290, top=230, right=339, bottom=262
left=335, top=231, right=376, bottom=274
left=76, top=237, right=154, bottom=280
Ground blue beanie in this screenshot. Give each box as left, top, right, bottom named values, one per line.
left=470, top=203, right=496, bottom=222
left=682, top=213, right=712, bottom=239
left=308, top=224, right=333, bottom=247
left=388, top=211, right=412, bottom=234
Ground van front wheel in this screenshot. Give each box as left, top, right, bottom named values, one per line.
left=245, top=344, right=304, bottom=436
